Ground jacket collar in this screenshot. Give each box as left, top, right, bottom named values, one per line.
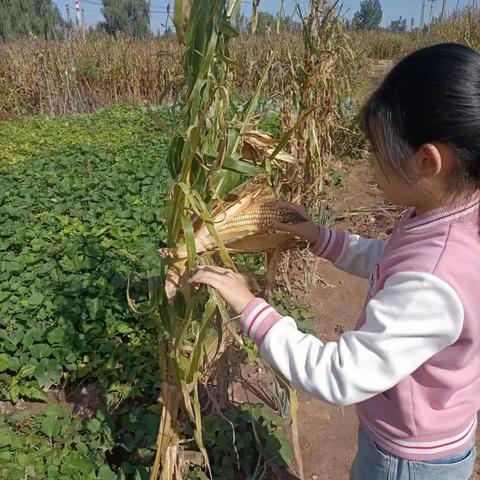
left=404, top=192, right=480, bottom=232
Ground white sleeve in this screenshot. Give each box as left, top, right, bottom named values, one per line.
left=242, top=272, right=464, bottom=406
left=310, top=228, right=387, bottom=279
left=335, top=234, right=387, bottom=279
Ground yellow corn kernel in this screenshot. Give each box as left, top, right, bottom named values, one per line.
left=216, top=206, right=302, bottom=233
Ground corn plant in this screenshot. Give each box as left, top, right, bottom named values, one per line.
left=264, top=5, right=357, bottom=432
left=136, top=0, right=306, bottom=478
left=278, top=0, right=356, bottom=215
left=261, top=0, right=356, bottom=302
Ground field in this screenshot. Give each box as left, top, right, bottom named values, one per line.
left=2, top=2, right=480, bottom=479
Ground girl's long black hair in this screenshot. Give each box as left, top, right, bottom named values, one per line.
left=362, top=43, right=480, bottom=190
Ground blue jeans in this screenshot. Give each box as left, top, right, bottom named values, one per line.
left=350, top=427, right=476, bottom=480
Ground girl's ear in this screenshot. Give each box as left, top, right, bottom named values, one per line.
left=416, top=143, right=454, bottom=178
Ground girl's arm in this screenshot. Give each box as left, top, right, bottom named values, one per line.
left=266, top=202, right=387, bottom=279
left=240, top=271, right=463, bottom=406
left=310, top=227, right=387, bottom=279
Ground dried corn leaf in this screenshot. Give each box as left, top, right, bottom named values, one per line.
left=242, top=130, right=297, bottom=164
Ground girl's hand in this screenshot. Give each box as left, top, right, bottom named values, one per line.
left=188, top=266, right=255, bottom=314
left=266, top=201, right=321, bottom=245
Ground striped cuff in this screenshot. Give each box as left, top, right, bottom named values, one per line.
left=240, top=298, right=284, bottom=347
left=310, top=227, right=346, bottom=263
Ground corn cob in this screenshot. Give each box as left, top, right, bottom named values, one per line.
left=216, top=206, right=304, bottom=234
left=159, top=185, right=306, bottom=299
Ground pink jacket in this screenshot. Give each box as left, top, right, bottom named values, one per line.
left=239, top=194, right=480, bottom=460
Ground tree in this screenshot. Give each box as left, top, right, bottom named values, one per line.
left=389, top=16, right=407, bottom=34
left=100, top=0, right=151, bottom=38
left=0, top=0, right=64, bottom=41
left=351, top=0, right=383, bottom=30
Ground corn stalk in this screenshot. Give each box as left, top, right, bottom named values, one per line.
left=278, top=0, right=355, bottom=215
left=266, top=0, right=355, bottom=296
left=149, top=2, right=246, bottom=476
left=145, top=0, right=306, bottom=478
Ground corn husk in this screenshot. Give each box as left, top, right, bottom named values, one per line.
left=159, top=183, right=301, bottom=299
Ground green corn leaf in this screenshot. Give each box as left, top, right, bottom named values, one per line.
left=219, top=20, right=239, bottom=38
left=222, top=155, right=264, bottom=176
left=148, top=274, right=166, bottom=310
left=186, top=298, right=216, bottom=383
left=181, top=216, right=197, bottom=269
left=226, top=0, right=242, bottom=17
left=166, top=184, right=185, bottom=247
left=178, top=365, right=196, bottom=422
left=185, top=79, right=207, bottom=124
left=173, top=289, right=198, bottom=349
left=165, top=134, right=184, bottom=179
left=181, top=124, right=202, bottom=176
left=211, top=170, right=240, bottom=199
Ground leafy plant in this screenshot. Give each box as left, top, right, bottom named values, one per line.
left=258, top=114, right=282, bottom=139
left=270, top=293, right=317, bottom=336
left=111, top=406, right=161, bottom=479
left=0, top=406, right=115, bottom=479
left=328, top=169, right=348, bottom=189
left=0, top=106, right=175, bottom=406
left=188, top=403, right=292, bottom=480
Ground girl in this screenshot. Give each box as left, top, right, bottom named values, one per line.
left=189, top=43, right=480, bottom=479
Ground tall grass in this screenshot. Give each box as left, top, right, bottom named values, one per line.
left=0, top=34, right=182, bottom=119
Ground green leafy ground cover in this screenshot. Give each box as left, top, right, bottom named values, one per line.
left=0, top=106, right=174, bottom=406
left=0, top=106, right=298, bottom=478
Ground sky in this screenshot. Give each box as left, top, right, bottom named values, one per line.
left=54, top=0, right=476, bottom=33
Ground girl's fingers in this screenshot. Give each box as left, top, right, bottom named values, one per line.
left=271, top=220, right=295, bottom=232
left=189, top=270, right=228, bottom=288
left=265, top=201, right=310, bottom=219
left=193, top=265, right=232, bottom=276
left=189, top=273, right=218, bottom=287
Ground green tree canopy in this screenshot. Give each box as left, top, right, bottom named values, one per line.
left=351, top=0, right=383, bottom=30
left=100, top=0, right=151, bottom=38
left=0, top=0, right=64, bottom=41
